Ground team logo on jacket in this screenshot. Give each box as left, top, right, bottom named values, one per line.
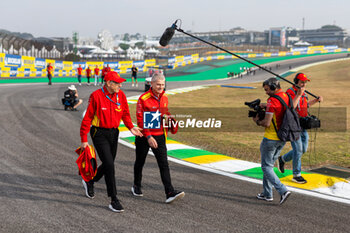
left=143, top=110, right=161, bottom=129
left=115, top=106, right=122, bottom=112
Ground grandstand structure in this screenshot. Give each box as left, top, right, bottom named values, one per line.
left=170, top=27, right=266, bottom=45
left=0, top=30, right=70, bottom=59
left=299, top=25, right=348, bottom=46
left=159, top=25, right=349, bottom=49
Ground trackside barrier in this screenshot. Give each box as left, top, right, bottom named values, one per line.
left=167, top=46, right=350, bottom=69
left=0, top=52, right=156, bottom=78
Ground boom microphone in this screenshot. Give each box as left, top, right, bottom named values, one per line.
left=159, top=19, right=319, bottom=98
left=159, top=20, right=178, bottom=47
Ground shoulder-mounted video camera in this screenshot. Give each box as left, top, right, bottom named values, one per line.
left=299, top=115, right=321, bottom=129
left=244, top=99, right=266, bottom=120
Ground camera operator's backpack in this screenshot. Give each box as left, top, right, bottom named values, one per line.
left=271, top=94, right=301, bottom=142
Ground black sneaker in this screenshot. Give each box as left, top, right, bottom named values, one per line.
left=277, top=156, right=285, bottom=173
left=82, top=179, right=95, bottom=199
left=131, top=185, right=143, bottom=197
left=279, top=191, right=291, bottom=205
left=292, top=176, right=307, bottom=184
left=109, top=199, right=124, bottom=213
left=256, top=193, right=273, bottom=202
left=165, top=190, right=185, bottom=204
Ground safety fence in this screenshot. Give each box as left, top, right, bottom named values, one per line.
left=1, top=45, right=349, bottom=78
left=0, top=53, right=156, bottom=78
left=167, top=45, right=350, bottom=69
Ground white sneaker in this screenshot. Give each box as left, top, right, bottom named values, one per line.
left=279, top=191, right=291, bottom=205
left=132, top=83, right=134, bottom=87
left=136, top=83, right=138, bottom=87
left=256, top=193, right=273, bottom=202
left=165, top=190, right=185, bottom=204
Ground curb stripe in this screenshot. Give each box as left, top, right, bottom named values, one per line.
left=183, top=155, right=235, bottom=164
left=280, top=174, right=348, bottom=190
left=167, top=149, right=224, bottom=159
left=202, top=160, right=261, bottom=173
left=166, top=144, right=197, bottom=151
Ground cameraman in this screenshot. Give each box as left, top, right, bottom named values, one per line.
left=253, top=78, right=291, bottom=205
left=278, top=73, right=323, bottom=184
left=64, top=85, right=83, bottom=111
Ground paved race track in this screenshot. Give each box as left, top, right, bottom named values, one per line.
left=0, top=53, right=349, bottom=232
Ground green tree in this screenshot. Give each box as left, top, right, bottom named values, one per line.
left=123, top=33, right=130, bottom=41
left=119, top=43, right=130, bottom=50
left=135, top=42, right=144, bottom=48
left=64, top=53, right=81, bottom=61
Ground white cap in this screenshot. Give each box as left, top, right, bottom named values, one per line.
left=68, top=85, right=76, bottom=90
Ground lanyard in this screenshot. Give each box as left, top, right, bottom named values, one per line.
left=154, top=95, right=160, bottom=102
left=101, top=87, right=120, bottom=106
left=152, top=91, right=161, bottom=102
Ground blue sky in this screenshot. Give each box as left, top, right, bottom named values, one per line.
left=1, top=0, right=349, bottom=38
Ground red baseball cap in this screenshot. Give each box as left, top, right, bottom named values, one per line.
left=295, top=73, right=310, bottom=82
left=104, top=71, right=126, bottom=83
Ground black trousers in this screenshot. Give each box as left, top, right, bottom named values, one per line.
left=47, top=74, right=52, bottom=85
left=134, top=135, right=174, bottom=194
left=90, top=126, right=119, bottom=197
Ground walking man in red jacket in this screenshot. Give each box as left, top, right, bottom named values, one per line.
left=80, top=71, right=143, bottom=212
left=132, top=72, right=185, bottom=204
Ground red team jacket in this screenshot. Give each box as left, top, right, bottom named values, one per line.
left=77, top=67, right=83, bottom=75
left=286, top=86, right=308, bottom=117
left=94, top=67, right=100, bottom=75
left=80, top=86, right=134, bottom=142
left=86, top=68, right=91, bottom=77
left=102, top=67, right=111, bottom=76
left=264, top=90, right=290, bottom=140
left=47, top=65, right=53, bottom=75
left=136, top=89, right=170, bottom=138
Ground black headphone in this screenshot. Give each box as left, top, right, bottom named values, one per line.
left=294, top=73, right=303, bottom=84
left=263, top=77, right=280, bottom=91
